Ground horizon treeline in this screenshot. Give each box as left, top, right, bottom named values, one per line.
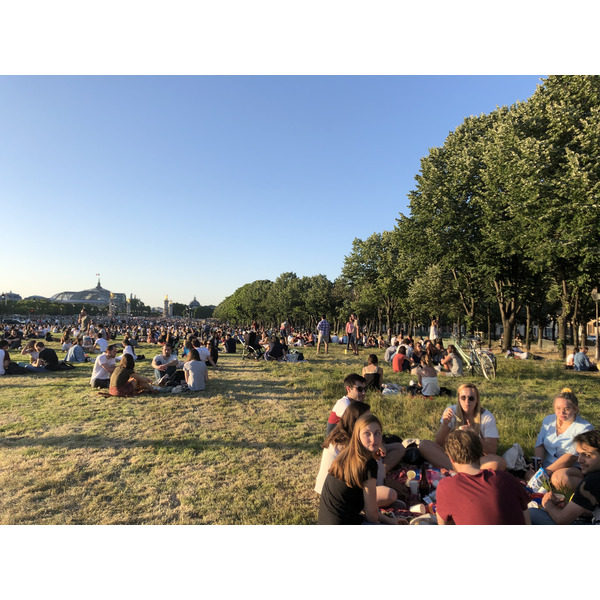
left=214, top=77, right=600, bottom=355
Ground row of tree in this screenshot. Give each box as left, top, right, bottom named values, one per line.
left=214, top=76, right=600, bottom=356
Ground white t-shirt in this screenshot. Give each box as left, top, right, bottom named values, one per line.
left=95, top=338, right=109, bottom=353
left=330, top=396, right=351, bottom=420
left=183, top=360, right=207, bottom=391
left=196, top=347, right=211, bottom=362
left=90, top=353, right=116, bottom=382
left=0, top=349, right=5, bottom=375
left=441, top=405, right=499, bottom=439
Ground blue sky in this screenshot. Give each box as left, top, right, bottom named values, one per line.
left=1, top=75, right=544, bottom=307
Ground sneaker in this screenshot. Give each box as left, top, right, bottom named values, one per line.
left=155, top=374, right=169, bottom=387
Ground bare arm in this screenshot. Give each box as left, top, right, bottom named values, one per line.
left=435, top=407, right=454, bottom=447
left=545, top=453, right=578, bottom=474
left=481, top=437, right=498, bottom=455
left=542, top=492, right=587, bottom=524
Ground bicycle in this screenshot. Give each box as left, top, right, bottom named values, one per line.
left=451, top=336, right=497, bottom=380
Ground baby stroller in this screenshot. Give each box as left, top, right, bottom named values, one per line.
left=241, top=331, right=264, bottom=360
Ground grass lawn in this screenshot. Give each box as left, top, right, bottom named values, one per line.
left=1, top=338, right=598, bottom=524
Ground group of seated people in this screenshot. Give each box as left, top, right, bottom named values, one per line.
left=315, top=375, right=598, bottom=525
left=89, top=337, right=217, bottom=395
left=566, top=346, right=598, bottom=371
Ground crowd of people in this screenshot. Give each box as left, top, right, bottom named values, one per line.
left=2, top=312, right=599, bottom=526
left=315, top=368, right=598, bottom=526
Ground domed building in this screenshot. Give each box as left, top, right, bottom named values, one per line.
left=189, top=296, right=200, bottom=310
left=50, top=280, right=127, bottom=310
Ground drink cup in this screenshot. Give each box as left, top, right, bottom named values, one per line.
left=409, top=480, right=419, bottom=495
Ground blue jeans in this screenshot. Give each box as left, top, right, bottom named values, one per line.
left=24, top=365, right=49, bottom=373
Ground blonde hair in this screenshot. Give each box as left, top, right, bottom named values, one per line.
left=455, top=383, right=483, bottom=437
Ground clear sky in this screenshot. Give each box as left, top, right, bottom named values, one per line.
left=0, top=75, right=545, bottom=307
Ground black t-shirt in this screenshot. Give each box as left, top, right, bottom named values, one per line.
left=268, top=341, right=285, bottom=359
left=39, top=348, right=59, bottom=370
left=572, top=470, right=600, bottom=524
left=318, top=458, right=378, bottom=525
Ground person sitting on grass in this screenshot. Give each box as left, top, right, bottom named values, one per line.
left=573, top=347, right=598, bottom=372
left=326, top=373, right=367, bottom=435
left=152, top=343, right=180, bottom=383
left=20, top=340, right=39, bottom=364
left=90, top=344, right=118, bottom=389
left=440, top=344, right=463, bottom=376
left=362, top=354, right=383, bottom=392
left=315, top=402, right=399, bottom=508
left=109, top=353, right=154, bottom=396
left=436, top=429, right=530, bottom=525
left=434, top=383, right=506, bottom=471
left=392, top=346, right=411, bottom=372
left=183, top=348, right=208, bottom=392
left=264, top=336, right=287, bottom=362
left=415, top=353, right=440, bottom=397
left=64, top=338, right=86, bottom=363
left=530, top=430, right=600, bottom=525
left=24, top=342, right=60, bottom=372
left=526, top=388, right=593, bottom=493
left=318, top=413, right=407, bottom=525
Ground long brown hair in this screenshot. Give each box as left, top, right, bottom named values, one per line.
left=329, top=413, right=382, bottom=489
left=322, top=402, right=371, bottom=450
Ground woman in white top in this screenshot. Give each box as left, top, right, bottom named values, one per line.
left=183, top=348, right=208, bottom=391
left=121, top=338, right=138, bottom=361
left=415, top=353, right=440, bottom=397
left=435, top=382, right=505, bottom=470
left=529, top=388, right=593, bottom=492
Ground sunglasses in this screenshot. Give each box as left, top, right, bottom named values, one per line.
left=354, top=386, right=367, bottom=392
left=459, top=395, right=476, bottom=400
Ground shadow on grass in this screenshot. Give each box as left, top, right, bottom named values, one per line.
left=0, top=434, right=319, bottom=454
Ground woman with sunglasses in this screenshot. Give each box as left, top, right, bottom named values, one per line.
left=318, top=413, right=406, bottom=525
left=435, top=383, right=505, bottom=470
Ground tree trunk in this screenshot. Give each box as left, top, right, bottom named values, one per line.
left=537, top=322, right=543, bottom=350
left=525, top=305, right=531, bottom=351
left=487, top=307, right=492, bottom=348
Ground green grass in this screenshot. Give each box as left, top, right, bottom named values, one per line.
left=1, top=338, right=598, bottom=524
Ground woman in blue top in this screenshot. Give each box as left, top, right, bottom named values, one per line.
left=530, top=388, right=594, bottom=493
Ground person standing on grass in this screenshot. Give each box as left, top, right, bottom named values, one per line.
left=183, top=348, right=208, bottom=391
left=316, top=315, right=331, bottom=355
left=436, top=429, right=530, bottom=525
left=345, top=315, right=358, bottom=355
left=90, top=344, right=118, bottom=389
left=326, top=373, right=367, bottom=435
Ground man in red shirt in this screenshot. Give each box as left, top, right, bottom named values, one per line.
left=436, top=429, right=530, bottom=525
